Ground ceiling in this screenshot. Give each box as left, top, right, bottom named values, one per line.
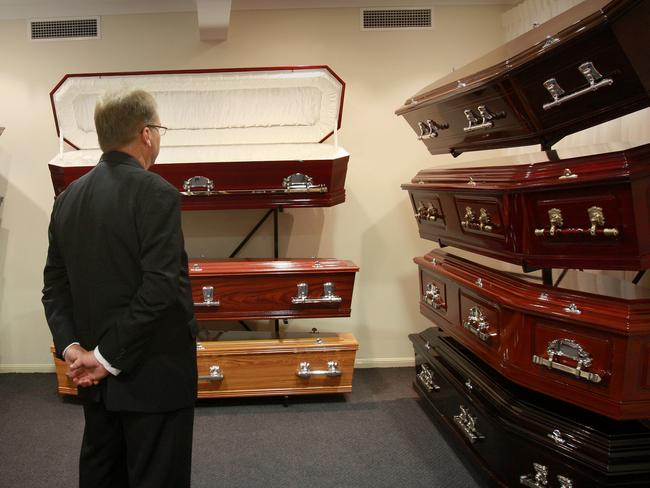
left=0, top=0, right=520, bottom=40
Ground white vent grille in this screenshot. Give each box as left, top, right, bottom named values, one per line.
left=361, top=8, right=433, bottom=31
left=30, top=17, right=100, bottom=41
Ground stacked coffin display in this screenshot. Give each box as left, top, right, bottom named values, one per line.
left=399, top=1, right=650, bottom=486
left=49, top=66, right=359, bottom=398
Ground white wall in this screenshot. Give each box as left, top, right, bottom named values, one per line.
left=0, top=5, right=509, bottom=371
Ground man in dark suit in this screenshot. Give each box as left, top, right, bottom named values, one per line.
left=42, top=89, right=198, bottom=488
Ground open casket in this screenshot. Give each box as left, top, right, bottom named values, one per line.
left=48, top=66, right=349, bottom=209
left=415, top=248, right=650, bottom=420
left=395, top=0, right=650, bottom=156
left=402, top=143, right=650, bottom=271
left=189, top=258, right=359, bottom=321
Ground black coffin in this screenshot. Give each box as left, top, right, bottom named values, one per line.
left=410, top=329, right=650, bottom=488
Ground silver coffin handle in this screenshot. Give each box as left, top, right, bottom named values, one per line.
left=198, top=365, right=224, bottom=381
left=282, top=173, right=327, bottom=193
left=463, top=105, right=502, bottom=132
left=520, top=463, right=549, bottom=487
left=417, top=364, right=441, bottom=392
left=532, top=338, right=602, bottom=384
left=291, top=282, right=343, bottom=304
left=452, top=405, right=484, bottom=444
left=182, top=176, right=215, bottom=196
left=296, top=361, right=342, bottom=378
left=543, top=61, right=613, bottom=110
left=423, top=283, right=444, bottom=309
left=462, top=306, right=494, bottom=342
left=557, top=475, right=574, bottom=488
left=194, top=286, right=221, bottom=307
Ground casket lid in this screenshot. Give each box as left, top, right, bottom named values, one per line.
left=50, top=66, right=345, bottom=150
left=395, top=0, right=629, bottom=113
left=402, top=142, right=650, bottom=190
left=188, top=258, right=359, bottom=276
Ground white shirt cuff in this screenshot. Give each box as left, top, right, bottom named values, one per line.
left=62, top=342, right=79, bottom=360
left=93, top=347, right=121, bottom=376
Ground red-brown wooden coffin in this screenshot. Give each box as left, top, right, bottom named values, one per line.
left=410, top=331, right=650, bottom=487
left=189, top=258, right=359, bottom=320
left=49, top=157, right=349, bottom=210
left=395, top=0, right=650, bottom=156
left=415, top=248, right=650, bottom=420
left=48, top=66, right=349, bottom=210
left=402, top=143, right=650, bottom=271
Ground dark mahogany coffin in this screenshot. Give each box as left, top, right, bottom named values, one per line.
left=48, top=67, right=349, bottom=209
left=395, top=0, right=650, bottom=156
left=410, top=330, right=650, bottom=487
left=415, top=248, right=650, bottom=420
left=402, top=143, right=650, bottom=271
left=188, top=258, right=359, bottom=320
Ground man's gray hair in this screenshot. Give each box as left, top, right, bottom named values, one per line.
left=94, top=89, right=158, bottom=152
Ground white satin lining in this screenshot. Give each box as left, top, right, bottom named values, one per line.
left=53, top=69, right=343, bottom=150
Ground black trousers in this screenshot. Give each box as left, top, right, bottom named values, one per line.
left=79, top=402, right=194, bottom=488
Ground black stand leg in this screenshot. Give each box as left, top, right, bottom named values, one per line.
left=553, top=269, right=568, bottom=288
left=229, top=209, right=275, bottom=258
left=633, top=270, right=646, bottom=285
left=239, top=321, right=252, bottom=331
left=542, top=269, right=553, bottom=287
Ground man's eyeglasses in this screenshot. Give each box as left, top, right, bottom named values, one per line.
left=145, top=124, right=168, bottom=136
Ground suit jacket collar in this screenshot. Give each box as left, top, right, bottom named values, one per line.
left=101, top=151, right=144, bottom=169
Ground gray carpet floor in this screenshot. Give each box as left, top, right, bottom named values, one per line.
left=0, top=369, right=482, bottom=488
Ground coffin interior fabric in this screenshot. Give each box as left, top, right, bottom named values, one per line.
left=53, top=69, right=343, bottom=149
left=49, top=143, right=349, bottom=167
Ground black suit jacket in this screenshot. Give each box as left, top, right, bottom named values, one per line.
left=43, top=151, right=198, bottom=412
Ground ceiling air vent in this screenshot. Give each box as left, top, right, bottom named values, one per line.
left=29, top=17, right=100, bottom=41
left=361, top=8, right=433, bottom=31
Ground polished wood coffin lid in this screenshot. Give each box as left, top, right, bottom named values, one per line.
left=188, top=258, right=359, bottom=320
left=414, top=248, right=650, bottom=419
left=402, top=142, right=650, bottom=270
left=396, top=0, right=650, bottom=154
left=410, top=332, right=650, bottom=486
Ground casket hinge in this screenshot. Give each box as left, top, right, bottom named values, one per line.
left=296, top=361, right=342, bottom=378
left=291, top=282, right=342, bottom=304
left=532, top=338, right=602, bottom=384
left=453, top=405, right=484, bottom=443
left=543, top=61, right=613, bottom=110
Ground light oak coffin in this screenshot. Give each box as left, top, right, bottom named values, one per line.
left=196, top=331, right=358, bottom=398
left=410, top=331, right=650, bottom=487
left=188, top=258, right=359, bottom=320
left=48, top=66, right=349, bottom=209
left=415, top=249, right=650, bottom=420
left=52, top=331, right=359, bottom=398
left=402, top=143, right=650, bottom=271
left=396, top=0, right=650, bottom=155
